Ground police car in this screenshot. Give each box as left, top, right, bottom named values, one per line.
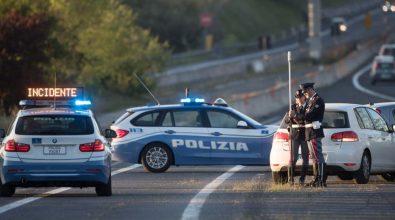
left=110, top=98, right=276, bottom=172
left=0, top=88, right=114, bottom=197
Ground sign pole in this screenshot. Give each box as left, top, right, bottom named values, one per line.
left=287, top=51, right=294, bottom=183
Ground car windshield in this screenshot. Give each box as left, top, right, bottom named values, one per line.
left=229, top=108, right=261, bottom=127
left=15, top=115, right=94, bottom=135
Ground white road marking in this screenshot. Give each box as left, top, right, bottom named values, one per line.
left=0, top=164, right=141, bottom=215
left=181, top=165, right=244, bottom=220
left=352, top=64, right=395, bottom=101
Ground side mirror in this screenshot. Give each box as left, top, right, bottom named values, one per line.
left=0, top=129, right=5, bottom=138
left=237, top=121, right=249, bottom=129
left=104, top=129, right=117, bottom=139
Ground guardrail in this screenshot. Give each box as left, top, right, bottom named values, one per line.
left=229, top=31, right=392, bottom=119
left=167, top=0, right=382, bottom=67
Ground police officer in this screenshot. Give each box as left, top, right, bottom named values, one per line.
left=299, top=82, right=326, bottom=187
left=286, top=90, right=309, bottom=185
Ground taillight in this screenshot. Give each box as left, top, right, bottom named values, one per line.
left=115, top=129, right=129, bottom=138
left=5, top=140, right=30, bottom=152
left=331, top=131, right=358, bottom=142
left=373, top=63, right=378, bottom=70
left=273, top=131, right=289, bottom=142
left=375, top=108, right=381, bottom=114
left=79, top=139, right=105, bottom=152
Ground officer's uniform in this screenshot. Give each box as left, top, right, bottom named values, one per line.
left=284, top=90, right=309, bottom=185
left=300, top=82, right=326, bottom=187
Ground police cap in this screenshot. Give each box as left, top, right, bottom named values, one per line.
left=299, top=82, right=315, bottom=90
left=294, top=89, right=304, bottom=98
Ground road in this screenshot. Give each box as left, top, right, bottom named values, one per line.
left=1, top=64, right=395, bottom=220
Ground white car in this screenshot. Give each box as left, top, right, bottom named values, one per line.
left=270, top=103, right=395, bottom=184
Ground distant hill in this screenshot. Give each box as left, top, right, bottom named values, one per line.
left=125, top=0, right=357, bottom=52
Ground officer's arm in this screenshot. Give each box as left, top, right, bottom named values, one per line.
left=294, top=112, right=305, bottom=122
left=305, top=98, right=324, bottom=121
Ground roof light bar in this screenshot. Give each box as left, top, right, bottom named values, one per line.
left=75, top=100, right=91, bottom=106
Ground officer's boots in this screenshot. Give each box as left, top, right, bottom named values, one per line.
left=319, top=163, right=327, bottom=187
left=299, top=164, right=308, bottom=185
left=306, top=163, right=319, bottom=187
left=287, top=165, right=295, bottom=185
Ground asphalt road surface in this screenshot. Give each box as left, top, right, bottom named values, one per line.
left=1, top=64, right=395, bottom=220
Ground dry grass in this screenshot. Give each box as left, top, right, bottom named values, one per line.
left=233, top=178, right=324, bottom=193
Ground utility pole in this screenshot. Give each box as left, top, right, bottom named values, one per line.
left=308, top=0, right=321, bottom=61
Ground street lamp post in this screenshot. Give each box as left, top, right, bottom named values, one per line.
left=308, top=0, right=322, bottom=61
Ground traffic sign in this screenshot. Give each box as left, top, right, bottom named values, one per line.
left=200, top=13, right=213, bottom=28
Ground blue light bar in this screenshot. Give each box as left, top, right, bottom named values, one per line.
left=180, top=98, right=192, bottom=103
left=180, top=97, right=205, bottom=105
left=75, top=100, right=91, bottom=106
left=195, top=98, right=205, bottom=103
left=19, top=100, right=35, bottom=106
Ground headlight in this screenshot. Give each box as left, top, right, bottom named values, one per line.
left=339, top=24, right=347, bottom=32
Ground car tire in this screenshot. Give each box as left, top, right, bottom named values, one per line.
left=141, top=143, right=172, bottom=173
left=272, top=171, right=287, bottom=184
left=0, top=183, right=15, bottom=197
left=95, top=176, right=112, bottom=196
left=380, top=172, right=395, bottom=182
left=337, top=172, right=353, bottom=180
left=353, top=152, right=370, bottom=184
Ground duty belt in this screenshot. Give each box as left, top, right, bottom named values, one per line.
left=291, top=124, right=304, bottom=128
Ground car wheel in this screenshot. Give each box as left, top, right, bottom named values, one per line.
left=272, top=171, right=287, bottom=184
left=353, top=152, right=370, bottom=184
left=381, top=172, right=395, bottom=182
left=95, top=176, right=112, bottom=196
left=0, top=182, right=15, bottom=197
left=141, top=143, right=172, bottom=173
left=337, top=172, right=353, bottom=180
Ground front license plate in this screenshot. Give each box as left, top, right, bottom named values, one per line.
left=43, top=146, right=66, bottom=155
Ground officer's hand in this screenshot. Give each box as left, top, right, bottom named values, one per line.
left=288, top=110, right=295, bottom=117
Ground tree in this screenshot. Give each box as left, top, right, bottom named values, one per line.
left=0, top=10, right=54, bottom=115
left=50, top=0, right=168, bottom=94
left=126, top=0, right=204, bottom=52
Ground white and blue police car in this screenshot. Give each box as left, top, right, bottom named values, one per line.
left=0, top=87, right=115, bottom=197
left=110, top=98, right=276, bottom=173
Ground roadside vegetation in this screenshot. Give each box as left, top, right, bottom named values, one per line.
left=0, top=0, right=167, bottom=117
left=0, top=0, right=358, bottom=122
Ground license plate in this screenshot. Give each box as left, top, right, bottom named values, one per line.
left=43, top=146, right=66, bottom=155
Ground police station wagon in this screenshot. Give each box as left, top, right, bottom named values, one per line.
left=110, top=98, right=276, bottom=172
left=0, top=88, right=113, bottom=197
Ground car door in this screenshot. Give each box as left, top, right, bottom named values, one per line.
left=159, top=108, right=212, bottom=165
left=354, top=107, right=383, bottom=171
left=366, top=108, right=395, bottom=170
left=204, top=109, right=270, bottom=165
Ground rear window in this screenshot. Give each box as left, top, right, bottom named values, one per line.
left=131, top=111, right=161, bottom=127
left=322, top=111, right=349, bottom=128
left=114, top=111, right=133, bottom=125
left=382, top=48, right=395, bottom=56
left=279, top=111, right=349, bottom=129
left=15, top=115, right=94, bottom=135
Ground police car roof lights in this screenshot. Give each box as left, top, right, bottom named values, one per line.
left=180, top=97, right=206, bottom=105
left=75, top=100, right=92, bottom=106
left=213, top=98, right=228, bottom=107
